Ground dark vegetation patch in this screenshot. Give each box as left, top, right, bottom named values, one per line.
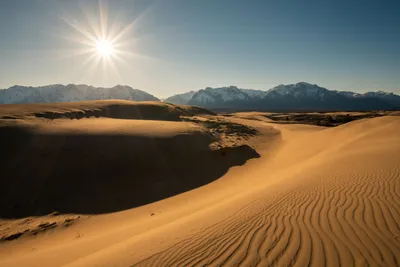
left=264, top=112, right=385, bottom=127
left=182, top=116, right=257, bottom=139
left=0, top=216, right=80, bottom=242
left=1, top=232, right=25, bottom=241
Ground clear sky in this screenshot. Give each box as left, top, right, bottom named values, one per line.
left=0, top=0, right=399, bottom=97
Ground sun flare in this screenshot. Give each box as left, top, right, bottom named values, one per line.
left=95, top=39, right=115, bottom=57
left=63, top=0, right=158, bottom=83
left=63, top=0, right=139, bottom=73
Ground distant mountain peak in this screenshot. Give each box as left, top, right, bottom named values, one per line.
left=164, top=91, right=197, bottom=105
left=297, top=81, right=314, bottom=86
left=3, top=82, right=398, bottom=110
left=373, top=90, right=394, bottom=95
left=0, top=84, right=159, bottom=104
left=165, top=83, right=399, bottom=111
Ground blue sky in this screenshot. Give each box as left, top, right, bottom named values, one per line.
left=0, top=0, right=399, bottom=97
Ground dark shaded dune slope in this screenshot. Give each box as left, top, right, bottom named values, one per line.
left=0, top=101, right=257, bottom=219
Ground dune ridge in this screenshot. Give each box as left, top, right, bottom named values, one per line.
left=0, top=100, right=214, bottom=121
left=0, top=102, right=399, bottom=267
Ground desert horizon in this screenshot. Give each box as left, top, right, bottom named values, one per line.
left=1, top=82, right=400, bottom=112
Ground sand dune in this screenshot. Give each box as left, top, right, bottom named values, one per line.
left=0, top=100, right=214, bottom=121
left=132, top=117, right=400, bottom=267
left=0, top=102, right=399, bottom=266
left=1, top=101, right=258, bottom=219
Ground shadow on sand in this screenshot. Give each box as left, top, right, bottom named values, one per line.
left=0, top=126, right=259, bottom=218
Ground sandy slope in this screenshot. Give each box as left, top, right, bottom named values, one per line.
left=0, top=103, right=399, bottom=266
left=0, top=101, right=257, bottom=219
left=0, top=100, right=214, bottom=121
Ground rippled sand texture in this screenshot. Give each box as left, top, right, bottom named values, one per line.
left=133, top=116, right=400, bottom=267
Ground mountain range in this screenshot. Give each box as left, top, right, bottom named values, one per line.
left=0, top=84, right=159, bottom=104
left=165, top=82, right=400, bottom=111
left=1, top=82, right=399, bottom=111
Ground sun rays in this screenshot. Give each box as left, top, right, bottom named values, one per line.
left=58, top=0, right=168, bottom=87
left=62, top=0, right=139, bottom=82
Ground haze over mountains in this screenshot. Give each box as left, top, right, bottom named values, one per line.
left=1, top=82, right=399, bottom=111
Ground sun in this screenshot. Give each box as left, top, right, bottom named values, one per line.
left=63, top=0, right=153, bottom=78
left=63, top=1, right=132, bottom=66
left=95, top=39, right=115, bottom=57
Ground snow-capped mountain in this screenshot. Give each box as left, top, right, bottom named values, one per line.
left=0, top=84, right=159, bottom=104
left=164, top=91, right=197, bottom=105
left=360, top=91, right=400, bottom=107
left=164, top=86, right=267, bottom=107
left=1, top=82, right=398, bottom=110
left=265, top=82, right=337, bottom=100
left=239, top=88, right=267, bottom=99
left=189, top=86, right=253, bottom=104
left=186, top=86, right=269, bottom=109
left=260, top=83, right=394, bottom=110
left=335, top=90, right=360, bottom=98
left=165, top=82, right=399, bottom=111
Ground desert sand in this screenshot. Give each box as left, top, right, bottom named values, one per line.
left=0, top=100, right=399, bottom=266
